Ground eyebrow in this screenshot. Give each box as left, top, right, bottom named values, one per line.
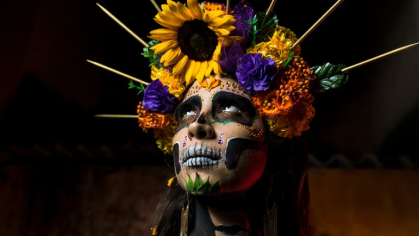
left=175, top=95, right=202, bottom=119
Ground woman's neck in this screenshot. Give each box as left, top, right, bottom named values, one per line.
left=189, top=195, right=258, bottom=236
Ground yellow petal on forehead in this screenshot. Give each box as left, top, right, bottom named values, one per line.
left=151, top=39, right=178, bottom=54
left=172, top=54, right=189, bottom=75
left=184, top=60, right=195, bottom=85
left=195, top=61, right=208, bottom=83
left=177, top=2, right=193, bottom=21
left=187, top=0, right=203, bottom=19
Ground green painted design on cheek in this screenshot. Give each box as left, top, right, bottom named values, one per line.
left=211, top=119, right=233, bottom=125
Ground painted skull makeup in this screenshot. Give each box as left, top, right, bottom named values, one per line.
left=173, top=76, right=268, bottom=195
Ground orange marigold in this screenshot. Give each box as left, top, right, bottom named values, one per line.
left=154, top=121, right=177, bottom=155
left=137, top=102, right=171, bottom=131
left=201, top=2, right=225, bottom=12
left=266, top=93, right=315, bottom=138
left=252, top=89, right=293, bottom=117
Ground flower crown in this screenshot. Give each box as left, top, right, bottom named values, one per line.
left=130, top=0, right=351, bottom=155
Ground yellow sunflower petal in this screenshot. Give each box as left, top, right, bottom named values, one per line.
left=193, top=61, right=201, bottom=79
left=151, top=40, right=178, bottom=54
left=149, top=28, right=178, bottom=36
left=187, top=0, right=203, bottom=19
left=205, top=61, right=213, bottom=77
left=153, top=17, right=180, bottom=31
left=209, top=17, right=235, bottom=28
left=185, top=60, right=195, bottom=85
left=204, top=10, right=225, bottom=22
left=212, top=60, right=221, bottom=75
left=159, top=50, right=170, bottom=64
left=167, top=0, right=188, bottom=21
left=172, top=55, right=189, bottom=75
left=214, top=28, right=231, bottom=36
left=177, top=2, right=194, bottom=21
left=212, top=42, right=222, bottom=60
left=157, top=12, right=184, bottom=27
left=195, top=61, right=208, bottom=83
left=164, top=48, right=183, bottom=66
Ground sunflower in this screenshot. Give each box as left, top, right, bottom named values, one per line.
left=148, top=0, right=236, bottom=85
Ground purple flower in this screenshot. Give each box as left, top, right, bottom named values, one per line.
left=236, top=53, right=276, bottom=94
left=231, top=0, right=254, bottom=48
left=219, top=41, right=244, bottom=73
left=143, top=79, right=176, bottom=114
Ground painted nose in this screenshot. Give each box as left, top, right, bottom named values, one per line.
left=188, top=113, right=215, bottom=139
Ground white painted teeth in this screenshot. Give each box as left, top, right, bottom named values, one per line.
left=184, top=157, right=218, bottom=167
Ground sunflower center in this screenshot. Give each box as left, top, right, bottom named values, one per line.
left=178, top=20, right=218, bottom=61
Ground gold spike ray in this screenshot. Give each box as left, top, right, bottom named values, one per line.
left=95, top=114, right=138, bottom=119
left=150, top=0, right=162, bottom=12
left=265, top=0, right=278, bottom=15
left=292, top=0, right=344, bottom=49
left=87, top=60, right=150, bottom=86
left=341, top=42, right=419, bottom=72
left=96, top=3, right=149, bottom=48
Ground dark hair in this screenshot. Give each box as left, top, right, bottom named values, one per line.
left=147, top=134, right=311, bottom=236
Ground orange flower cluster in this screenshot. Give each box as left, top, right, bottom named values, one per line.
left=151, top=66, right=186, bottom=100
left=154, top=121, right=177, bottom=155
left=201, top=2, right=225, bottom=12
left=137, top=102, right=171, bottom=131
left=253, top=57, right=315, bottom=138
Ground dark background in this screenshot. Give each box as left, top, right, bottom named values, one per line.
left=0, top=0, right=418, bottom=235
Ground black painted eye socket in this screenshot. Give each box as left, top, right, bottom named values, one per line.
left=175, top=95, right=202, bottom=131
left=212, top=92, right=256, bottom=126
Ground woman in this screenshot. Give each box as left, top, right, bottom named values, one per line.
left=147, top=75, right=312, bottom=236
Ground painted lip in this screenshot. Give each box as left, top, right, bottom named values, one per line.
left=180, top=144, right=224, bottom=163
left=182, top=157, right=220, bottom=167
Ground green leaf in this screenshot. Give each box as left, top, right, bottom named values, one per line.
left=185, top=174, right=194, bottom=191
left=247, top=11, right=279, bottom=47
left=209, top=179, right=220, bottom=194
left=194, top=172, right=204, bottom=188
left=141, top=40, right=162, bottom=69
left=184, top=172, right=220, bottom=196
left=197, top=178, right=209, bottom=195
left=311, top=63, right=349, bottom=93
left=128, top=80, right=145, bottom=95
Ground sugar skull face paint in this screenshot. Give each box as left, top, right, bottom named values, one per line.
left=173, top=76, right=268, bottom=195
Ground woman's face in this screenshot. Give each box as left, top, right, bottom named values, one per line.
left=172, top=75, right=268, bottom=195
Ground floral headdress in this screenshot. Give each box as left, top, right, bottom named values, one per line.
left=89, top=0, right=418, bottom=155
left=132, top=0, right=349, bottom=154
